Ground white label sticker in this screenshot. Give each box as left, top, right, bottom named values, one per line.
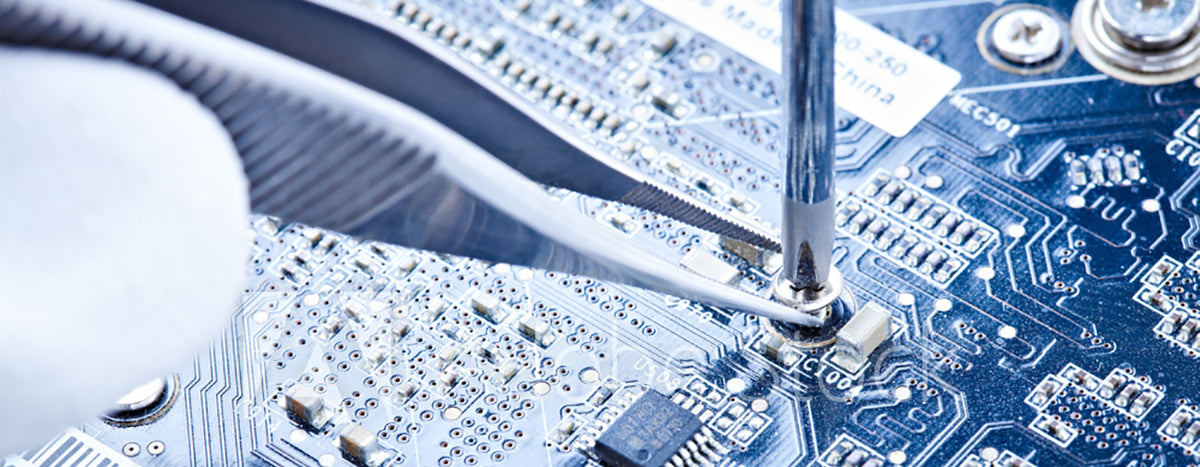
left=641, top=0, right=961, bottom=137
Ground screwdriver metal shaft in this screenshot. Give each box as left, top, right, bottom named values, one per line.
left=777, top=0, right=840, bottom=307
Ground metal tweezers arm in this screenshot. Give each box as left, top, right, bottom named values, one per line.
left=137, top=0, right=781, bottom=252
left=0, top=0, right=816, bottom=324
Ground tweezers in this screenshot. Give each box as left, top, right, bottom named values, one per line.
left=0, top=0, right=818, bottom=324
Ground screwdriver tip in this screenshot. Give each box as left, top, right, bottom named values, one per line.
left=772, top=265, right=844, bottom=323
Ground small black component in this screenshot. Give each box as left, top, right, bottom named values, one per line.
left=595, top=389, right=701, bottom=467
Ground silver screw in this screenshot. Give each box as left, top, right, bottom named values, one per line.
left=1100, top=0, right=1200, bottom=50
left=991, top=8, right=1064, bottom=64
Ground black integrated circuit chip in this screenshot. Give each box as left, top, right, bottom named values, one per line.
left=594, top=389, right=701, bottom=467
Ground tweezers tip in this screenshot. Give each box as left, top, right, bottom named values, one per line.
left=619, top=181, right=781, bottom=252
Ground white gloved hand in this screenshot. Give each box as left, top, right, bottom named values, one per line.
left=0, top=47, right=250, bottom=453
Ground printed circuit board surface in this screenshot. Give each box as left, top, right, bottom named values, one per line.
left=15, top=0, right=1200, bottom=466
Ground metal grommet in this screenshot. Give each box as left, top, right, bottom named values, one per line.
left=102, top=374, right=181, bottom=427
left=1073, top=0, right=1200, bottom=84
left=1100, top=0, right=1200, bottom=51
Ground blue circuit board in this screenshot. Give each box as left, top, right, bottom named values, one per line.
left=18, top=0, right=1200, bottom=466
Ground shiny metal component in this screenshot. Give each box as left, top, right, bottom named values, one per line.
left=619, top=182, right=779, bottom=251
left=777, top=0, right=841, bottom=314
left=977, top=5, right=1072, bottom=75
left=772, top=267, right=843, bottom=318
left=0, top=0, right=816, bottom=324
left=102, top=375, right=179, bottom=427
left=113, top=378, right=167, bottom=412
left=781, top=197, right=837, bottom=293
left=990, top=8, right=1064, bottom=64
left=764, top=284, right=856, bottom=348
left=1100, top=0, right=1200, bottom=50
left=133, top=0, right=780, bottom=253
left=1074, top=0, right=1200, bottom=84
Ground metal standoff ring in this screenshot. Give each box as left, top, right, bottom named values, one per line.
left=1073, top=0, right=1200, bottom=84
left=772, top=266, right=844, bottom=317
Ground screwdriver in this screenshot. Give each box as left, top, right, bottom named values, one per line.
left=773, top=0, right=844, bottom=318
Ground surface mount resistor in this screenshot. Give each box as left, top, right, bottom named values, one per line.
left=285, top=384, right=332, bottom=430
left=339, top=422, right=388, bottom=467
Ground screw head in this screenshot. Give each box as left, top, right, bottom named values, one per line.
left=1100, top=0, right=1200, bottom=50
left=771, top=266, right=843, bottom=320
left=991, top=8, right=1064, bottom=64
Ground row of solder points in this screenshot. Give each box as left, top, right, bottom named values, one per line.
left=838, top=201, right=965, bottom=283
left=1066, top=146, right=1144, bottom=187
left=856, top=173, right=994, bottom=255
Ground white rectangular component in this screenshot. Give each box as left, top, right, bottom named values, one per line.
left=339, top=422, right=387, bottom=467
left=497, top=359, right=521, bottom=382
left=342, top=300, right=368, bottom=323
left=519, top=315, right=554, bottom=346
left=833, top=302, right=891, bottom=367
left=680, top=249, right=740, bottom=285
left=471, top=291, right=507, bottom=322
left=285, top=384, right=332, bottom=429
left=418, top=299, right=446, bottom=321
left=640, top=0, right=961, bottom=136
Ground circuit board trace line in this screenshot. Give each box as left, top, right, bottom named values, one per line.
left=39, top=0, right=1200, bottom=466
